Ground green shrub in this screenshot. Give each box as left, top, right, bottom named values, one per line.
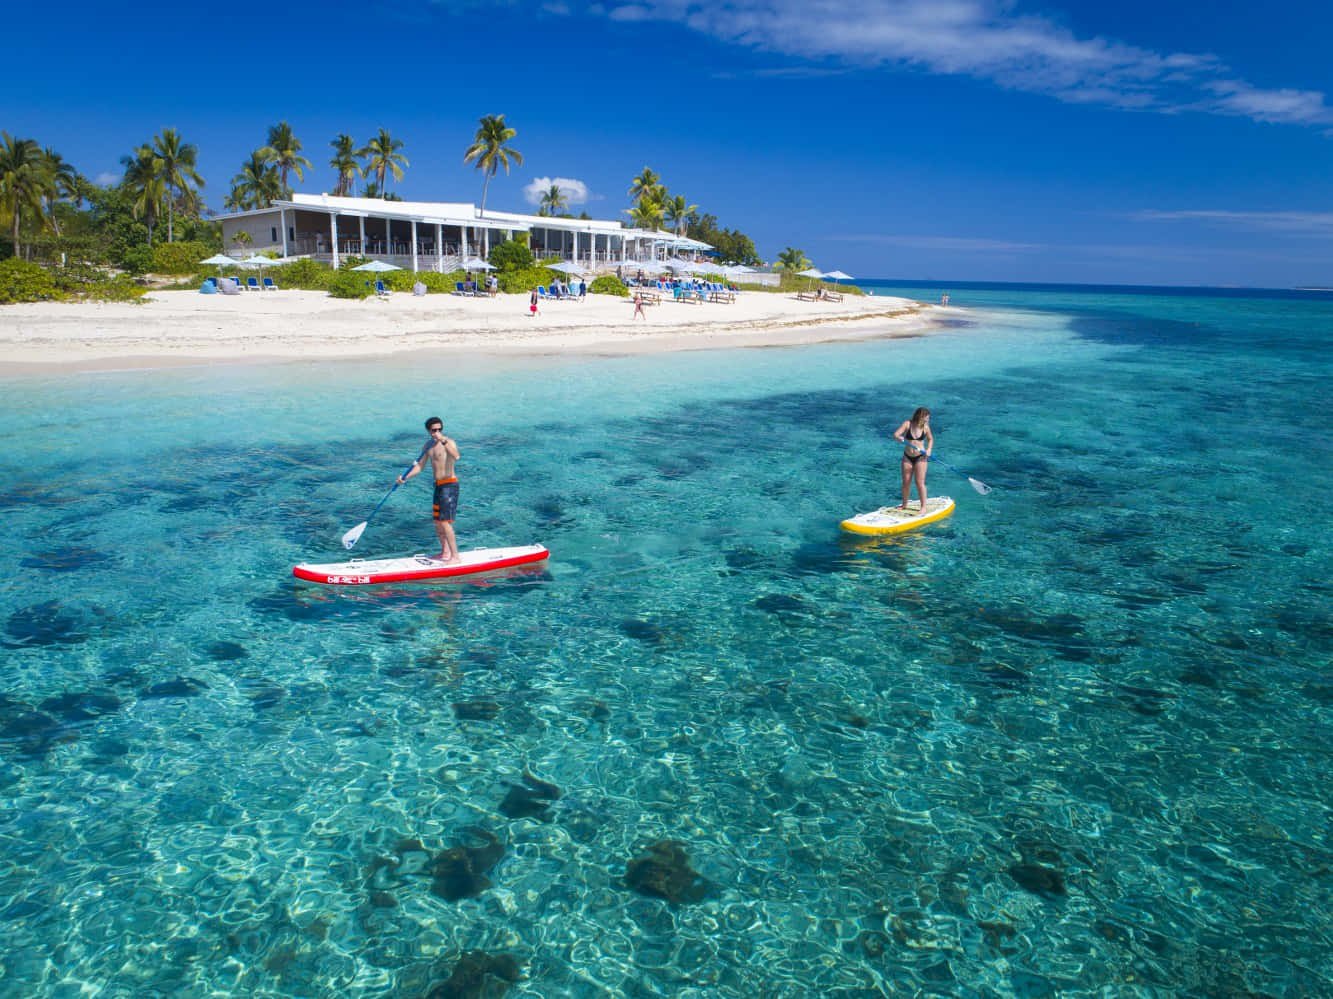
left=489, top=239, right=533, bottom=272
left=80, top=275, right=148, bottom=302
left=0, top=258, right=62, bottom=303
left=151, top=240, right=211, bottom=275
left=121, top=246, right=155, bottom=275
left=496, top=265, right=558, bottom=295
left=327, top=270, right=374, bottom=299
left=589, top=275, right=628, bottom=297
left=279, top=258, right=336, bottom=290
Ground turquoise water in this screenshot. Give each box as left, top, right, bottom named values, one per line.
left=2, top=284, right=1330, bottom=997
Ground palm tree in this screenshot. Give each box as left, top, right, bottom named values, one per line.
left=121, top=143, right=166, bottom=246
left=776, top=246, right=812, bottom=272
left=625, top=198, right=664, bottom=232
left=463, top=114, right=522, bottom=217
left=261, top=121, right=311, bottom=198
left=0, top=133, right=45, bottom=257
left=37, top=147, right=79, bottom=240
left=329, top=133, right=361, bottom=197
left=537, top=182, right=567, bottom=217
left=663, top=194, right=698, bottom=238
left=229, top=150, right=282, bottom=210
left=359, top=128, right=408, bottom=199
left=151, top=128, right=204, bottom=243
left=463, top=114, right=522, bottom=257
left=628, top=166, right=663, bottom=206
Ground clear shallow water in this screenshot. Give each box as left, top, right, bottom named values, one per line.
left=2, top=286, right=1330, bottom=997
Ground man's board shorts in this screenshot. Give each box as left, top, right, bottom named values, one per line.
left=432, top=477, right=460, bottom=522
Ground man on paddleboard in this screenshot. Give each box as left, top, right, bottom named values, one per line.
left=397, top=417, right=462, bottom=563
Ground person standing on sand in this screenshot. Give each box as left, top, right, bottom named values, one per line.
left=397, top=417, right=462, bottom=563
left=892, top=407, right=933, bottom=512
left=529, top=288, right=539, bottom=316
left=632, top=290, right=645, bottom=320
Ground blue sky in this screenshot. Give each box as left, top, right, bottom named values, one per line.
left=10, top=0, right=1333, bottom=286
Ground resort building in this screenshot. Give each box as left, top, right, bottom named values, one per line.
left=217, top=194, right=710, bottom=274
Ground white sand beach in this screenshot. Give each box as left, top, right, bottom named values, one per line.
left=0, top=288, right=946, bottom=372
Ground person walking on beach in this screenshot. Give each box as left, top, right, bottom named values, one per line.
left=397, top=417, right=462, bottom=563
left=632, top=290, right=645, bottom=320
left=893, top=407, right=933, bottom=512
left=529, top=287, right=539, bottom=316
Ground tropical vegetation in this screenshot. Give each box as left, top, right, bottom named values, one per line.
left=1, top=119, right=779, bottom=305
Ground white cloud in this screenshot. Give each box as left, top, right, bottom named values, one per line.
left=95, top=171, right=119, bottom=186
left=832, top=233, right=1043, bottom=252
left=523, top=175, right=591, bottom=207
left=597, top=0, right=1333, bottom=127
left=1134, top=209, right=1333, bottom=234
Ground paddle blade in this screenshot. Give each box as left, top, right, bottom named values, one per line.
left=341, top=521, right=368, bottom=549
left=968, top=478, right=993, bottom=495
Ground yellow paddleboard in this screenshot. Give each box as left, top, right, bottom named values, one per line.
left=840, top=496, right=955, bottom=536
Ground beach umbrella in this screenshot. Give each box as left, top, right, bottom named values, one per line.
left=351, top=259, right=402, bottom=273
left=200, top=253, right=238, bottom=283
left=548, top=260, right=585, bottom=276
left=463, top=257, right=495, bottom=271
left=823, top=269, right=853, bottom=284
left=798, top=266, right=825, bottom=294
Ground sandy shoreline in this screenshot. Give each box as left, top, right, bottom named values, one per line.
left=0, top=288, right=948, bottom=373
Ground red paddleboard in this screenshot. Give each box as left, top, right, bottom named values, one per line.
left=293, top=544, right=548, bottom=585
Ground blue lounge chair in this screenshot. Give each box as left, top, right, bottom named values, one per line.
left=244, top=276, right=258, bottom=291
left=453, top=281, right=468, bottom=296
left=375, top=280, right=390, bottom=298
left=537, top=285, right=552, bottom=300
left=262, top=276, right=278, bottom=291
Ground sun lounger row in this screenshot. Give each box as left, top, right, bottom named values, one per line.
left=797, top=289, right=843, bottom=302
left=537, top=285, right=583, bottom=301
left=207, top=276, right=279, bottom=292
left=452, top=282, right=496, bottom=297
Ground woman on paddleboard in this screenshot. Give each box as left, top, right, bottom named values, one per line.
left=893, top=407, right=933, bottom=512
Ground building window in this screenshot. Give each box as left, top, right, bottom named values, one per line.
left=271, top=227, right=278, bottom=242
left=289, top=227, right=295, bottom=241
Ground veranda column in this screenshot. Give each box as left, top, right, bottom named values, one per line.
left=330, top=212, right=339, bottom=269
left=411, top=220, right=419, bottom=273
left=436, top=223, right=443, bottom=273
left=279, top=207, right=288, bottom=257
left=360, top=217, right=366, bottom=254
left=460, top=224, right=468, bottom=267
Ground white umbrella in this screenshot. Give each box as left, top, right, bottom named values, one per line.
left=201, top=253, right=238, bottom=268
left=548, top=260, right=585, bottom=275
left=463, top=257, right=495, bottom=271
left=351, top=259, right=402, bottom=273
left=823, top=269, right=853, bottom=283
left=797, top=267, right=825, bottom=279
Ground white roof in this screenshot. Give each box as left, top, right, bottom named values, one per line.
left=217, top=193, right=712, bottom=248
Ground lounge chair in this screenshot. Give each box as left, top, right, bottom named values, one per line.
left=246, top=276, right=260, bottom=291
left=453, top=281, right=468, bottom=296
left=537, top=285, right=553, bottom=301
left=262, top=276, right=278, bottom=291
left=375, top=280, right=390, bottom=298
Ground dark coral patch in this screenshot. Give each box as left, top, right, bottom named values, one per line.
left=141, top=676, right=209, bottom=699
left=21, top=547, right=115, bottom=572
left=425, top=950, right=523, bottom=999
left=205, top=640, right=248, bottom=661
left=4, top=600, right=89, bottom=648
left=0, top=701, right=75, bottom=758
left=625, top=840, right=707, bottom=904
left=1008, top=863, right=1066, bottom=898
left=453, top=701, right=502, bottom=722
left=430, top=828, right=506, bottom=902
left=753, top=593, right=810, bottom=618
left=39, top=691, right=122, bottom=721
left=620, top=619, right=665, bottom=645
left=499, top=771, right=562, bottom=822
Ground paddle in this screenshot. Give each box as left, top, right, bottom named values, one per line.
left=342, top=461, right=416, bottom=549
left=905, top=444, right=993, bottom=495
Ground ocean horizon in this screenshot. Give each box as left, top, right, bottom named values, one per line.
left=2, top=282, right=1329, bottom=997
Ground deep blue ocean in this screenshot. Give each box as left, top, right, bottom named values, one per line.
left=2, top=281, right=1330, bottom=997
